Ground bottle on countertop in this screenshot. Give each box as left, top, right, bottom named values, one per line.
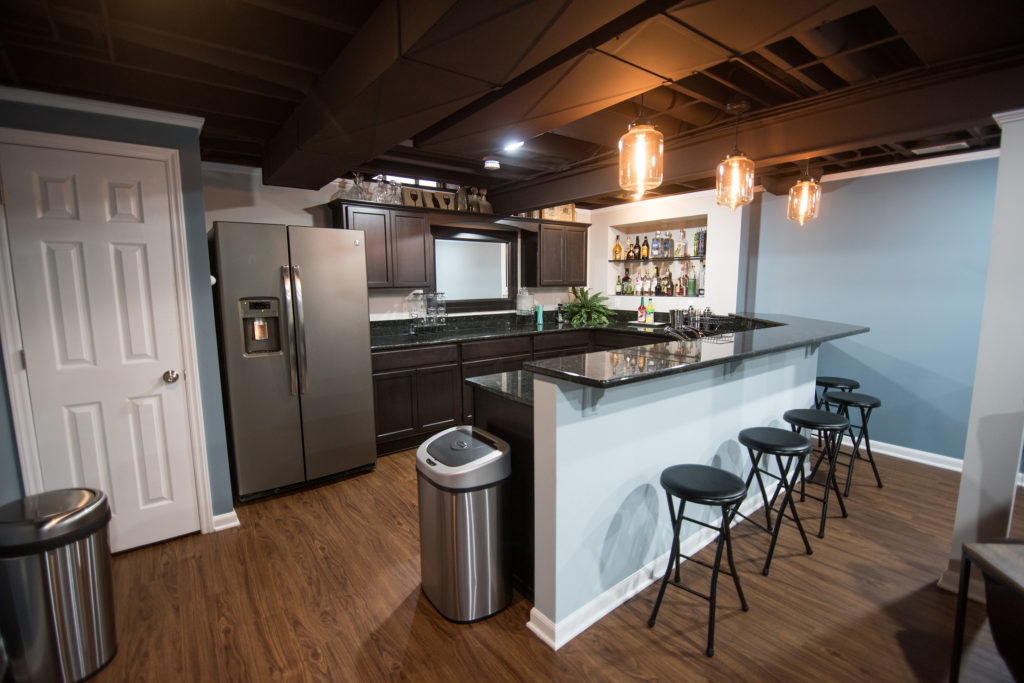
left=641, top=234, right=650, bottom=260
left=556, top=302, right=564, bottom=323
left=638, top=296, right=647, bottom=323
left=612, top=236, right=622, bottom=261
left=646, top=297, right=655, bottom=322
left=615, top=275, right=622, bottom=295
left=651, top=231, right=660, bottom=259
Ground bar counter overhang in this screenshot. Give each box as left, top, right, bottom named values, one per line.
left=519, top=314, right=868, bottom=649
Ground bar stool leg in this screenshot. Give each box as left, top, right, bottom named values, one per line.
left=705, top=508, right=730, bottom=657
left=859, top=406, right=883, bottom=489
left=723, top=504, right=748, bottom=613
left=817, top=428, right=848, bottom=538
left=762, top=453, right=812, bottom=576
left=648, top=494, right=685, bottom=627
left=744, top=450, right=773, bottom=529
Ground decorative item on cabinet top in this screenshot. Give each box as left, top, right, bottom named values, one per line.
left=540, top=203, right=575, bottom=222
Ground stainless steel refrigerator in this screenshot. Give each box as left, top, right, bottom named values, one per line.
left=211, top=221, right=376, bottom=499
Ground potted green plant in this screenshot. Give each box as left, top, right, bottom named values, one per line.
left=563, top=287, right=617, bottom=328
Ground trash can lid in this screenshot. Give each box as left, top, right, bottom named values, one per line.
left=417, top=426, right=510, bottom=491
left=0, top=488, right=111, bottom=557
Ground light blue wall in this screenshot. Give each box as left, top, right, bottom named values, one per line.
left=0, top=100, right=234, bottom=513
left=751, top=158, right=998, bottom=459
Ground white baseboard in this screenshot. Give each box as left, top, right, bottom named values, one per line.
left=527, top=491, right=769, bottom=651
left=839, top=436, right=1024, bottom=486
left=210, top=510, right=240, bottom=532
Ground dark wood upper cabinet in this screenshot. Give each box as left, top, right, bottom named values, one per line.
left=523, top=223, right=588, bottom=287
left=344, top=205, right=391, bottom=287
left=391, top=211, right=433, bottom=288
left=341, top=205, right=432, bottom=289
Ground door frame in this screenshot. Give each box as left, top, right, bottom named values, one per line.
left=0, top=126, right=218, bottom=534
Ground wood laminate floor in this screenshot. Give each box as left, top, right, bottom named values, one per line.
left=96, top=450, right=1021, bottom=682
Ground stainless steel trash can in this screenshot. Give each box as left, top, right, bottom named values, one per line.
left=417, top=425, right=511, bottom=622
left=0, top=489, right=116, bottom=682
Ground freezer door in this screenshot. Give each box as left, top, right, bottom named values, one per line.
left=288, top=226, right=377, bottom=478
left=212, top=222, right=305, bottom=497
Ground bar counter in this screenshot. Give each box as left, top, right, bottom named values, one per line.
left=465, top=313, right=867, bottom=651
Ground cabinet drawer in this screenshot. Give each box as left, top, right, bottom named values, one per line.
left=533, top=330, right=591, bottom=352
left=460, top=336, right=531, bottom=361
left=372, top=344, right=458, bottom=372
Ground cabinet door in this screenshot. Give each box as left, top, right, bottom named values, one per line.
left=345, top=206, right=391, bottom=288
left=391, top=211, right=434, bottom=288
left=416, top=363, right=461, bottom=431
left=372, top=369, right=417, bottom=440
left=564, top=226, right=587, bottom=285
left=538, top=225, right=565, bottom=285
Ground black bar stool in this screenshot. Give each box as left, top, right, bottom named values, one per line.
left=815, top=376, right=860, bottom=410
left=823, top=391, right=883, bottom=496
left=783, top=408, right=849, bottom=538
left=648, top=464, right=749, bottom=657
left=736, top=427, right=813, bottom=575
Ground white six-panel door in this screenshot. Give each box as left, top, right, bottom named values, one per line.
left=0, top=141, right=200, bottom=551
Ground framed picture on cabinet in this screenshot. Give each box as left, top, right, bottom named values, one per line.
left=541, top=203, right=575, bottom=222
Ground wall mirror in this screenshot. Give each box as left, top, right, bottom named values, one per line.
left=433, top=226, right=516, bottom=312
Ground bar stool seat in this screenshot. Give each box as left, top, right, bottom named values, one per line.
left=815, top=376, right=860, bottom=411
left=823, top=390, right=883, bottom=496
left=783, top=408, right=850, bottom=538
left=648, top=464, right=748, bottom=657
left=737, top=427, right=813, bottom=575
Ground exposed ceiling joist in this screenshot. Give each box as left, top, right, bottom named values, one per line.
left=489, top=57, right=1024, bottom=212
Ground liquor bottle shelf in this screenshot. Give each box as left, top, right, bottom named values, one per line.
left=608, top=256, right=704, bottom=263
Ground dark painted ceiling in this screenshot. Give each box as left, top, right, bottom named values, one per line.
left=3, top=0, right=1022, bottom=212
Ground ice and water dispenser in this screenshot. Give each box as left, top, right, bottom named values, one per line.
left=239, top=298, right=282, bottom=355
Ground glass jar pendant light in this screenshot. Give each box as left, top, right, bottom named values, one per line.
left=715, top=101, right=754, bottom=211
left=619, top=94, right=664, bottom=201
left=787, top=160, right=822, bottom=226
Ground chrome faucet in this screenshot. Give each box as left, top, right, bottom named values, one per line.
left=663, top=325, right=703, bottom=341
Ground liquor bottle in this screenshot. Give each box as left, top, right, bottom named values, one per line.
left=638, top=296, right=646, bottom=323
left=688, top=264, right=698, bottom=297
left=651, top=231, right=660, bottom=259
left=633, top=236, right=641, bottom=260
left=646, top=267, right=654, bottom=293
left=698, top=262, right=706, bottom=296
left=654, top=267, right=662, bottom=296
left=615, top=275, right=622, bottom=295
left=612, top=236, right=622, bottom=261
left=647, top=297, right=655, bottom=322
left=682, top=270, right=689, bottom=297
left=641, top=235, right=650, bottom=260
left=626, top=241, right=634, bottom=260
left=677, top=276, right=683, bottom=297
left=681, top=230, right=688, bottom=258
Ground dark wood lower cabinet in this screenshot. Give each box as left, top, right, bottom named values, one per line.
left=371, top=328, right=669, bottom=453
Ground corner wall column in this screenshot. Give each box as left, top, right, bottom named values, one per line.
left=939, top=108, right=1024, bottom=595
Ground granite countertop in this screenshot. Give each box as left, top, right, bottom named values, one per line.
left=525, top=313, right=868, bottom=389
left=466, top=370, right=535, bottom=407
left=370, top=315, right=673, bottom=351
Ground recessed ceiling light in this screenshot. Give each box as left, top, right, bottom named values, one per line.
left=910, top=141, right=970, bottom=155
left=484, top=159, right=501, bottom=170
left=503, top=140, right=525, bottom=151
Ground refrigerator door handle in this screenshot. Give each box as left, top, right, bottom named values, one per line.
left=281, top=265, right=299, bottom=396
left=293, top=264, right=309, bottom=394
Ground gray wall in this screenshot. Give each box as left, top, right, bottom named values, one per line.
left=751, top=158, right=999, bottom=459
left=0, top=100, right=234, bottom=513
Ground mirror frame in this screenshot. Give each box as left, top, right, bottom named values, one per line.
left=432, top=226, right=517, bottom=312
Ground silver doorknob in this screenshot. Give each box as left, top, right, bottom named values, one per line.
left=162, top=370, right=180, bottom=384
